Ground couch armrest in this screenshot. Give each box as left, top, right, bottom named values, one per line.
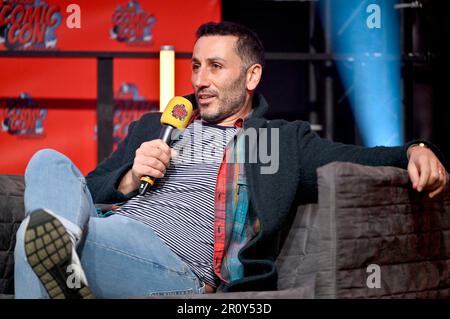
left=315, top=162, right=450, bottom=298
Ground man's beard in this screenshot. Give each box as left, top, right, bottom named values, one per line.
left=198, top=72, right=247, bottom=123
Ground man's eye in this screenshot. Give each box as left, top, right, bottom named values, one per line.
left=192, top=64, right=200, bottom=71
left=212, top=63, right=222, bottom=69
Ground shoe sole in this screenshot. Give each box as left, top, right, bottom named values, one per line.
left=24, top=209, right=95, bottom=299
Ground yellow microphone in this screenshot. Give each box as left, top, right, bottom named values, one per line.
left=139, top=96, right=193, bottom=195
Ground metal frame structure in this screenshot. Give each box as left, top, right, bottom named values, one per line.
left=0, top=48, right=432, bottom=163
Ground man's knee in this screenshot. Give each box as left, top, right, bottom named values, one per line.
left=28, top=149, right=68, bottom=167
left=26, top=149, right=71, bottom=177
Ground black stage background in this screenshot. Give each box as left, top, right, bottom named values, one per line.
left=224, top=0, right=450, bottom=168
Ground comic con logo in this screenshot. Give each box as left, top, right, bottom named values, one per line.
left=171, top=104, right=188, bottom=121
left=93, top=83, right=157, bottom=149
left=111, top=1, right=155, bottom=45
left=1, top=93, right=47, bottom=136
left=0, top=0, right=62, bottom=50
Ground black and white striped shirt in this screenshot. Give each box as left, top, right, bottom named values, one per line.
left=116, top=120, right=237, bottom=287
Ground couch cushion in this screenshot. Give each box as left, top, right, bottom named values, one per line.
left=0, top=174, right=25, bottom=295
left=275, top=204, right=319, bottom=296
left=315, top=162, right=450, bottom=298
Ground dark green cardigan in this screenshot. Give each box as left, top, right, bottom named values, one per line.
left=86, top=93, right=443, bottom=292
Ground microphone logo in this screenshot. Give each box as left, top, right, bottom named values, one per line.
left=171, top=104, right=189, bottom=121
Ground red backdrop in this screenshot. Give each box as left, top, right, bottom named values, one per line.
left=0, top=0, right=221, bottom=175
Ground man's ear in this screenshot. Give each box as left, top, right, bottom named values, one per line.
left=246, top=64, right=262, bottom=91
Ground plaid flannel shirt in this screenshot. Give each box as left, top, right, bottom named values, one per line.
left=215, top=125, right=261, bottom=283
left=188, top=111, right=261, bottom=285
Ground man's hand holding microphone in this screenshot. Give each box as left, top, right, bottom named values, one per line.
left=118, top=96, right=193, bottom=195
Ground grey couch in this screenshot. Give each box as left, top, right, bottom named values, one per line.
left=1, top=162, right=449, bottom=299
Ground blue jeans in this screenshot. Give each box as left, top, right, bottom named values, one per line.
left=14, top=149, right=204, bottom=299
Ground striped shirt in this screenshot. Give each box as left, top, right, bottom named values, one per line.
left=115, top=120, right=237, bottom=287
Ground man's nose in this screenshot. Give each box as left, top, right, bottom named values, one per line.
left=193, top=68, right=211, bottom=88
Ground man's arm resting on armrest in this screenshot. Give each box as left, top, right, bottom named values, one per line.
left=294, top=121, right=448, bottom=202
